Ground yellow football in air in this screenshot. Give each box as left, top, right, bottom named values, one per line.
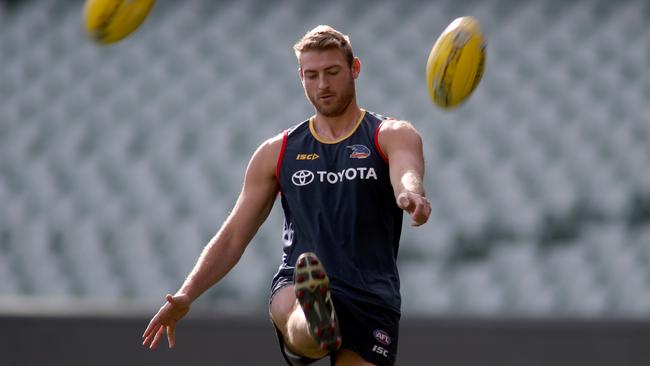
left=426, top=16, right=487, bottom=109
left=84, top=0, right=156, bottom=45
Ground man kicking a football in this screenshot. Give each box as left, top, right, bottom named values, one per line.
left=142, top=25, right=431, bottom=366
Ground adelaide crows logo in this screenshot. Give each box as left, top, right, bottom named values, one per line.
left=347, top=144, right=371, bottom=159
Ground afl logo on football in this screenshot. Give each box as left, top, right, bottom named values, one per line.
left=373, top=329, right=391, bottom=346
left=292, top=170, right=314, bottom=186
left=347, top=144, right=371, bottom=159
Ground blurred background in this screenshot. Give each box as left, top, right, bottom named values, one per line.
left=1, top=0, right=649, bottom=365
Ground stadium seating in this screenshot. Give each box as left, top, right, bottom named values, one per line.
left=0, top=0, right=649, bottom=317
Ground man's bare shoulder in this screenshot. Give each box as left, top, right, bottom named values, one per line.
left=378, top=119, right=421, bottom=139
left=376, top=119, right=423, bottom=161
left=256, top=131, right=285, bottom=158
left=246, top=131, right=286, bottom=178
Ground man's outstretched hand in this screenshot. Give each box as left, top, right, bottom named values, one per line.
left=142, top=293, right=192, bottom=349
left=397, top=191, right=431, bottom=227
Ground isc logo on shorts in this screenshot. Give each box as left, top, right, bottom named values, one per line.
left=372, top=345, right=389, bottom=358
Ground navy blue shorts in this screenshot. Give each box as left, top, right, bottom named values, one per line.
left=270, top=275, right=400, bottom=366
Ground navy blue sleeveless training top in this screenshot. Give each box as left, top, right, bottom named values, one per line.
left=274, top=110, right=403, bottom=313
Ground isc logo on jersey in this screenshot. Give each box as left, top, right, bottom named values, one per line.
left=296, top=153, right=320, bottom=161
left=291, top=167, right=377, bottom=186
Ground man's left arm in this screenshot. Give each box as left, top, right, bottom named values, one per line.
left=378, top=120, right=431, bottom=226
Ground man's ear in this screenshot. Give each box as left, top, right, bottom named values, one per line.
left=352, top=57, right=361, bottom=79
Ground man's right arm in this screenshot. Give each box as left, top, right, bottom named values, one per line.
left=176, top=133, right=283, bottom=302
left=142, top=132, right=284, bottom=349
left=378, top=119, right=431, bottom=227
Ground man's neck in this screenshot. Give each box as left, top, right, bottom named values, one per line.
left=312, top=103, right=363, bottom=142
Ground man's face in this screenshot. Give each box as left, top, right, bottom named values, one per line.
left=299, top=49, right=360, bottom=118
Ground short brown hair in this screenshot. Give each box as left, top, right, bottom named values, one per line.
left=293, top=25, right=354, bottom=66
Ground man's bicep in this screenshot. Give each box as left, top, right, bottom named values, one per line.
left=226, top=139, right=281, bottom=245
left=380, top=120, right=423, bottom=163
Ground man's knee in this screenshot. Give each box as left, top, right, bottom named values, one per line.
left=270, top=285, right=296, bottom=331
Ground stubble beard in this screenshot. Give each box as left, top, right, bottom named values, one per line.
left=309, top=79, right=356, bottom=118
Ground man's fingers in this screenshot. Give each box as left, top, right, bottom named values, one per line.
left=410, top=197, right=431, bottom=227
left=142, top=316, right=160, bottom=339
left=410, top=207, right=428, bottom=226
left=397, top=193, right=414, bottom=211
left=143, top=294, right=191, bottom=350
left=397, top=195, right=408, bottom=209
left=142, top=324, right=160, bottom=347
left=167, top=325, right=176, bottom=349
left=142, top=331, right=155, bottom=347
left=150, top=326, right=165, bottom=349
left=397, top=192, right=431, bottom=226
